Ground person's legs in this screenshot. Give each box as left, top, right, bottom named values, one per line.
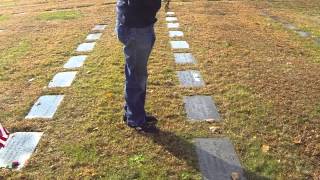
left=117, top=25, right=155, bottom=127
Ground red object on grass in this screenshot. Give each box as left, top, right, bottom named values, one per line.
left=0, top=123, right=10, bottom=149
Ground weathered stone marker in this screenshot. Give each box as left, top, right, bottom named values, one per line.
left=195, top=138, right=245, bottom=180
left=169, top=31, right=184, bottom=38
left=25, top=95, right=64, bottom=119
left=76, top=42, right=96, bottom=52
left=0, top=132, right=43, bottom=170
left=170, top=41, right=189, bottom=49
left=48, top=71, right=77, bottom=88
left=63, top=55, right=88, bottom=69
left=177, top=70, right=204, bottom=87
left=166, top=12, right=175, bottom=16
left=295, top=30, right=310, bottom=38
left=184, top=96, right=221, bottom=122
left=174, top=53, right=196, bottom=64
left=86, top=33, right=102, bottom=42
left=92, top=24, right=107, bottom=32
left=167, top=23, right=180, bottom=29
left=166, top=17, right=178, bottom=22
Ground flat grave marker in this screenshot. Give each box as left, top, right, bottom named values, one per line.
left=166, top=17, right=178, bottom=22
left=177, top=70, right=204, bottom=87
left=48, top=71, right=77, bottom=88
left=92, top=24, right=107, bottom=32
left=166, top=12, right=175, bottom=16
left=174, top=53, right=196, bottom=64
left=0, top=132, right=43, bottom=170
left=296, top=30, right=310, bottom=38
left=167, top=23, right=180, bottom=29
left=283, top=23, right=298, bottom=30
left=170, top=41, right=190, bottom=49
left=63, top=55, right=87, bottom=69
left=25, top=95, right=64, bottom=119
left=169, top=31, right=184, bottom=38
left=184, top=96, right=221, bottom=122
left=195, top=138, right=245, bottom=180
left=86, top=33, right=102, bottom=42
left=76, top=42, right=96, bottom=53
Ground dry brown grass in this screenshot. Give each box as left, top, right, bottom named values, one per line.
left=0, top=0, right=319, bottom=179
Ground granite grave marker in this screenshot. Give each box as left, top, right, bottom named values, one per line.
left=195, top=138, right=245, bottom=180
left=184, top=96, right=221, bottom=122
left=48, top=71, right=77, bottom=88
left=25, top=95, right=64, bottom=119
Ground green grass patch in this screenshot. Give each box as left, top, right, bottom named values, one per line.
left=62, top=143, right=99, bottom=164
left=0, top=40, right=31, bottom=80
left=0, top=14, right=9, bottom=21
left=37, top=10, right=82, bottom=21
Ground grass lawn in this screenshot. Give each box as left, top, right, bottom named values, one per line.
left=0, top=0, right=319, bottom=179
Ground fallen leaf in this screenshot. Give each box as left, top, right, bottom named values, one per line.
left=262, top=145, right=270, bottom=153
left=293, top=137, right=302, bottom=145
left=231, top=172, right=240, bottom=180
left=209, top=126, right=221, bottom=133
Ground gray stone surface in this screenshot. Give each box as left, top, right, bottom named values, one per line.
left=195, top=138, right=245, bottom=180
left=169, top=31, right=184, bottom=38
left=48, top=71, right=77, bottom=88
left=167, top=23, right=179, bottom=29
left=25, top=95, right=64, bottom=119
left=92, top=24, right=107, bottom=31
left=174, top=53, right=196, bottom=64
left=0, top=132, right=43, bottom=170
left=166, top=17, right=178, bottom=22
left=76, top=42, right=95, bottom=52
left=315, top=38, right=320, bottom=46
left=177, top=70, right=204, bottom=87
left=63, top=55, right=87, bottom=69
left=166, top=12, right=175, bottom=16
left=184, top=96, right=221, bottom=122
left=170, top=41, right=189, bottom=49
left=86, top=33, right=102, bottom=42
left=283, top=23, right=298, bottom=30
left=296, top=30, right=310, bottom=38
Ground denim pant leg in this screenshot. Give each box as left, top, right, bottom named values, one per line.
left=117, top=25, right=155, bottom=126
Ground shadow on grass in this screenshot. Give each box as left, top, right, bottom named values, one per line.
left=143, top=128, right=271, bottom=180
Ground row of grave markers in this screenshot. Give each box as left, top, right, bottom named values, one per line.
left=261, top=10, right=320, bottom=46
left=165, top=11, right=245, bottom=179
left=0, top=24, right=107, bottom=170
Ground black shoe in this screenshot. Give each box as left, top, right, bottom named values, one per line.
left=123, top=115, right=158, bottom=124
left=128, top=122, right=159, bottom=134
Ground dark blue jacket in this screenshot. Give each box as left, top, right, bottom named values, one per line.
left=117, top=0, right=161, bottom=28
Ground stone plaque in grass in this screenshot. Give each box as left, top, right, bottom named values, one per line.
left=76, top=42, right=95, bottom=52
left=283, top=23, right=298, bottom=30
left=0, top=132, right=43, bottom=170
left=63, top=55, right=87, bottom=69
left=92, top=24, right=107, bottom=32
left=195, top=138, right=245, bottom=180
left=166, top=17, right=178, bottom=22
left=167, top=23, right=179, bottom=29
left=48, top=71, right=77, bottom=88
left=174, top=53, right=196, bottom=64
left=166, top=12, right=175, bottom=16
left=184, top=96, right=221, bottom=122
left=170, top=41, right=189, bottom=49
left=25, top=95, right=64, bottom=119
left=295, top=30, right=310, bottom=38
left=177, top=70, right=204, bottom=87
left=169, top=31, right=184, bottom=38
left=86, top=33, right=102, bottom=42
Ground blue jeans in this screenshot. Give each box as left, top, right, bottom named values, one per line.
left=116, top=24, right=156, bottom=126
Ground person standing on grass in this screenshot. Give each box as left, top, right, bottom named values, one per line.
left=116, top=0, right=161, bottom=133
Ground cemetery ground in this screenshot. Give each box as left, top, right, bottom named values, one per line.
left=0, top=0, right=319, bottom=179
